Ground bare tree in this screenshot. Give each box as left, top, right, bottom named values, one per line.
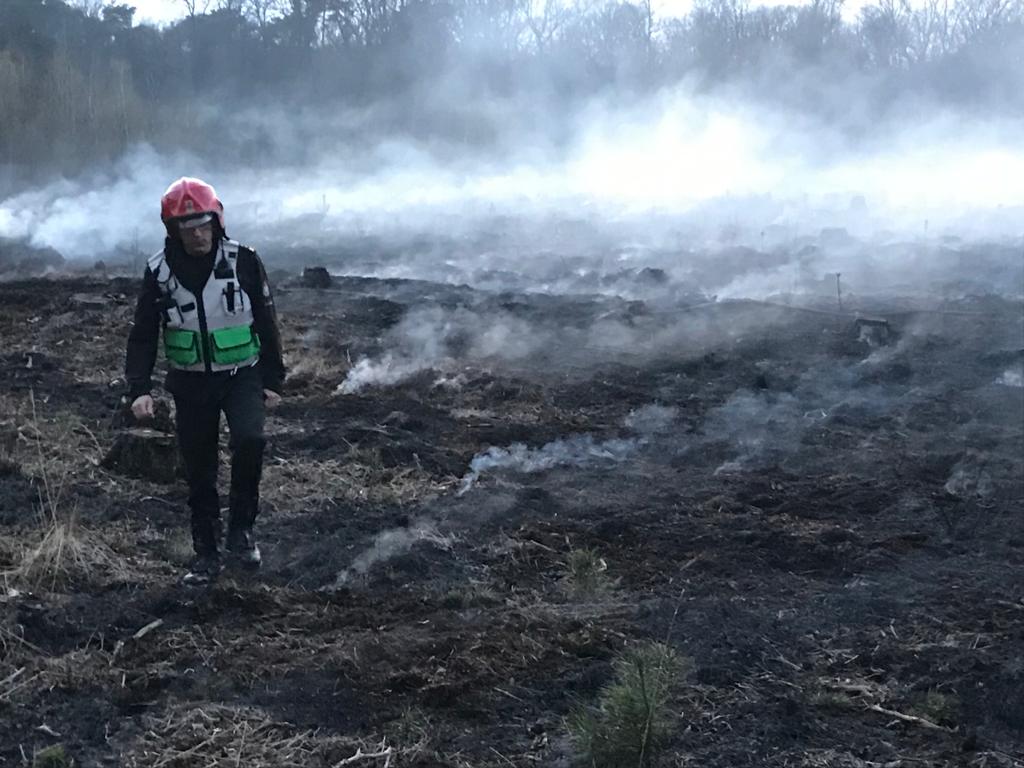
left=458, top=0, right=530, bottom=52
left=859, top=0, right=914, bottom=67
left=0, top=52, right=30, bottom=165
left=245, top=0, right=288, bottom=30
left=69, top=0, right=105, bottom=17
left=908, top=0, right=955, bottom=59
left=953, top=0, right=1022, bottom=44
left=524, top=0, right=572, bottom=51
left=351, top=0, right=405, bottom=47
left=180, top=0, right=213, bottom=17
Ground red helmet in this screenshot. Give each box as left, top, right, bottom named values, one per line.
left=160, top=177, right=225, bottom=231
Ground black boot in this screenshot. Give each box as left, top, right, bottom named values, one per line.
left=184, top=515, right=222, bottom=585
left=226, top=525, right=261, bottom=569
left=227, top=451, right=262, bottom=570
left=183, top=553, right=222, bottom=585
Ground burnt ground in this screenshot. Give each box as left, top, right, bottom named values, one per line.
left=0, top=269, right=1022, bottom=767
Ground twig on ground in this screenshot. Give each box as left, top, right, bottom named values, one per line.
left=0, top=625, right=47, bottom=656
left=0, top=671, right=42, bottom=702
left=494, top=687, right=525, bottom=703
left=0, top=667, right=26, bottom=697
left=112, top=619, right=165, bottom=662
left=333, top=743, right=393, bottom=766
left=867, top=704, right=955, bottom=732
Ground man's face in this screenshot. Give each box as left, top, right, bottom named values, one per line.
left=179, top=221, right=214, bottom=257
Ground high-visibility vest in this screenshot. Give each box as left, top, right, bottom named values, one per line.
left=148, top=239, right=260, bottom=372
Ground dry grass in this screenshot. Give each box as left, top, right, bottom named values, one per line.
left=0, top=642, right=114, bottom=711
left=563, top=546, right=613, bottom=600
left=0, top=599, right=104, bottom=710
left=152, top=526, right=194, bottom=567
left=0, top=392, right=104, bottom=487
left=263, top=451, right=449, bottom=511
left=1, top=390, right=128, bottom=591
left=10, top=514, right=128, bottom=591
left=285, top=348, right=350, bottom=388
left=119, top=704, right=401, bottom=768
left=0, top=629, right=46, bottom=706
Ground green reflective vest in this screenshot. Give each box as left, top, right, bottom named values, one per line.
left=148, top=240, right=261, bottom=372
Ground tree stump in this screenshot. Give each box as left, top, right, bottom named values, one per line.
left=110, top=397, right=174, bottom=433
left=302, top=266, right=333, bottom=288
left=101, top=429, right=182, bottom=484
left=69, top=293, right=108, bottom=310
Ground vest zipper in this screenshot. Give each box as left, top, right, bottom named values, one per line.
left=196, top=297, right=212, bottom=373
left=195, top=245, right=218, bottom=373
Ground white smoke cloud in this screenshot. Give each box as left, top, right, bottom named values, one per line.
left=944, top=455, right=996, bottom=500
left=331, top=405, right=676, bottom=585
left=337, top=306, right=545, bottom=394
left=0, top=145, right=199, bottom=258
left=456, top=406, right=674, bottom=494
left=332, top=520, right=457, bottom=587
left=624, top=404, right=678, bottom=434
left=337, top=353, right=437, bottom=395
left=458, top=435, right=643, bottom=495
left=996, top=367, right=1023, bottom=388
left=3, top=88, right=1023, bottom=283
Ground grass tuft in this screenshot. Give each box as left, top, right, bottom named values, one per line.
left=564, top=547, right=612, bottom=600
left=4, top=390, right=126, bottom=591
left=568, top=642, right=687, bottom=768
left=33, top=745, right=74, bottom=768
left=913, top=689, right=960, bottom=727
left=13, top=513, right=126, bottom=591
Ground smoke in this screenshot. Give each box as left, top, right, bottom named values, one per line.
left=337, top=306, right=543, bottom=394
left=699, top=353, right=916, bottom=474
left=0, top=145, right=196, bottom=260
left=624, top=404, right=678, bottom=434
left=944, top=455, right=996, bottom=500
left=338, top=354, right=430, bottom=394
left=996, top=366, right=1023, bottom=388
left=334, top=294, right=818, bottom=395
left=332, top=520, right=456, bottom=587
left=457, top=404, right=676, bottom=494
left=2, top=88, right=1022, bottom=299
left=703, top=390, right=809, bottom=474
left=457, top=435, right=643, bottom=495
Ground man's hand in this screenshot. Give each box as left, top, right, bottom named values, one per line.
left=131, top=394, right=155, bottom=420
left=263, top=389, right=281, bottom=409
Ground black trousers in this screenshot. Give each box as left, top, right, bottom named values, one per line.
left=169, top=365, right=266, bottom=556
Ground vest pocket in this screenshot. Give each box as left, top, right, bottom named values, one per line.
left=164, top=327, right=201, bottom=366
left=210, top=325, right=260, bottom=365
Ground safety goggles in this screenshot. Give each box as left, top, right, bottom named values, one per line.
left=177, top=213, right=214, bottom=231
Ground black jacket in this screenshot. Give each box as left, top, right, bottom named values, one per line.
left=125, top=238, right=286, bottom=399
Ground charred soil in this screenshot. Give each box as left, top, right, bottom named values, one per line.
left=0, top=273, right=1022, bottom=767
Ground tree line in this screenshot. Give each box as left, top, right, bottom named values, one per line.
left=0, top=0, right=1021, bottom=180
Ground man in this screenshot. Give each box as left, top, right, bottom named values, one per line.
left=125, top=177, right=285, bottom=585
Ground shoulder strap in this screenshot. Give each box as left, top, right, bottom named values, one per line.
left=146, top=249, right=167, bottom=281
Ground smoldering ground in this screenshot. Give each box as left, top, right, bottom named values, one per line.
left=291, top=275, right=1020, bottom=589
left=1, top=5, right=1023, bottom=764
left=2, top=191, right=1022, bottom=768
left=2, top=83, right=1023, bottom=298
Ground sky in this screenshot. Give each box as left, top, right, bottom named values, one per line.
left=127, top=0, right=184, bottom=26
left=126, top=0, right=878, bottom=27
